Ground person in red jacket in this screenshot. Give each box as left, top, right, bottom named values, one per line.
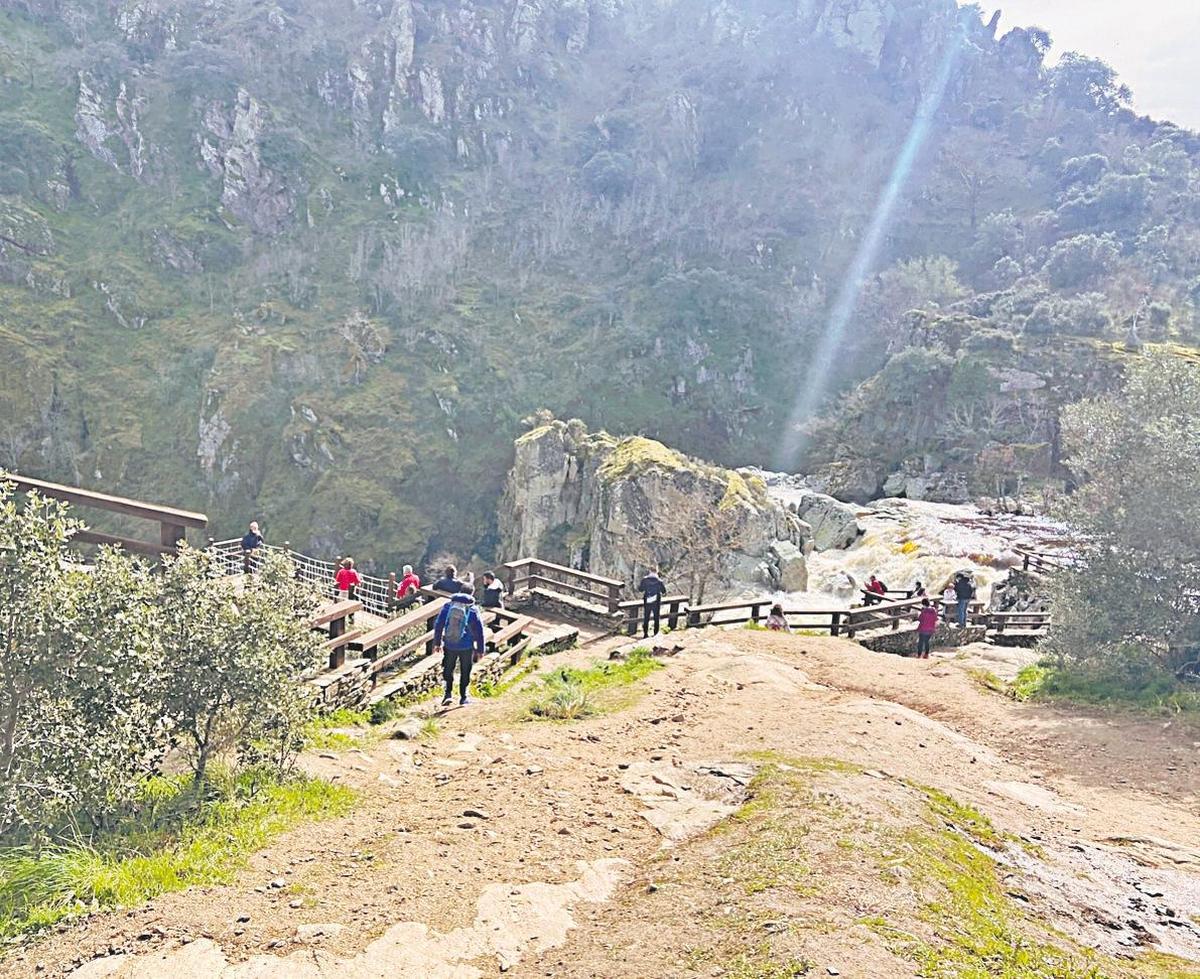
left=865, top=574, right=887, bottom=605
left=915, top=598, right=939, bottom=658
left=335, top=557, right=361, bottom=600
left=397, top=564, right=421, bottom=599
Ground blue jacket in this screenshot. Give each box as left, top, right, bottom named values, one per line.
left=434, top=595, right=486, bottom=654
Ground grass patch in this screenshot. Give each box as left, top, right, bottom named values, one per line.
left=0, top=773, right=354, bottom=940
left=302, top=707, right=373, bottom=749
left=474, top=661, right=537, bottom=698
left=870, top=783, right=1200, bottom=979
left=527, top=647, right=662, bottom=720
left=1013, top=662, right=1200, bottom=713
left=967, top=667, right=1010, bottom=696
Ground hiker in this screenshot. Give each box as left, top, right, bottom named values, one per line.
left=916, top=598, right=939, bottom=658
left=765, top=603, right=792, bottom=633
left=911, top=580, right=927, bottom=598
left=335, top=557, right=361, bottom=601
left=240, top=521, right=264, bottom=573
left=395, top=564, right=421, bottom=609
left=953, top=572, right=975, bottom=628
left=433, top=565, right=470, bottom=594
left=865, top=574, right=887, bottom=605
left=480, top=571, right=505, bottom=609
left=433, top=590, right=486, bottom=706
left=638, top=568, right=667, bottom=639
left=941, top=582, right=956, bottom=622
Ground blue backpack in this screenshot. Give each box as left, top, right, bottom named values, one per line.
left=444, top=602, right=475, bottom=650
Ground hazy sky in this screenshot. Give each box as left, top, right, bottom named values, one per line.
left=982, top=1, right=1200, bottom=130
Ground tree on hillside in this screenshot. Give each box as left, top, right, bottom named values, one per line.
left=0, top=484, right=165, bottom=839
left=1048, top=355, right=1200, bottom=673
left=158, top=548, right=322, bottom=787
left=1050, top=53, right=1132, bottom=115
left=622, top=482, right=756, bottom=603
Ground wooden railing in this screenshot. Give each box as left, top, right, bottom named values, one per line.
left=211, top=538, right=398, bottom=617
left=979, top=610, right=1052, bottom=634
left=618, top=595, right=689, bottom=635
left=311, top=599, right=364, bottom=669
left=1015, top=545, right=1074, bottom=576
left=5, top=472, right=207, bottom=556
left=502, top=558, right=624, bottom=613
left=684, top=598, right=850, bottom=636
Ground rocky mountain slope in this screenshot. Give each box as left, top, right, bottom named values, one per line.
left=2, top=0, right=1199, bottom=565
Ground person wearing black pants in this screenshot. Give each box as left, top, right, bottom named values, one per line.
left=433, top=590, right=486, bottom=706
left=639, top=569, right=666, bottom=639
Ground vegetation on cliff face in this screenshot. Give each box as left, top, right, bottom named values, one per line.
left=2, top=0, right=1200, bottom=562
left=1041, top=355, right=1200, bottom=696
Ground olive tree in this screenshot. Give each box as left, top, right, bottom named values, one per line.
left=157, top=548, right=322, bottom=787
left=0, top=482, right=165, bottom=839
left=1049, top=355, right=1200, bottom=671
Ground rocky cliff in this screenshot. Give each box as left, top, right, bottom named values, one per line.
left=1, top=0, right=1197, bottom=565
left=499, top=419, right=811, bottom=597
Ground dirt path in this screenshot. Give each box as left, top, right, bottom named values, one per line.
left=7, top=631, right=1200, bottom=978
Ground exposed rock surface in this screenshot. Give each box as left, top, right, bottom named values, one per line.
left=749, top=470, right=864, bottom=551
left=499, top=419, right=808, bottom=594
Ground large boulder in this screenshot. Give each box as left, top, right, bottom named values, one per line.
left=499, top=419, right=809, bottom=596
left=767, top=540, right=808, bottom=592
left=808, top=458, right=882, bottom=503
left=790, top=490, right=863, bottom=551
left=741, top=469, right=864, bottom=552
left=882, top=469, right=970, bottom=505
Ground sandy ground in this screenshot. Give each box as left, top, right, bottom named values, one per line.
left=6, top=631, right=1200, bottom=978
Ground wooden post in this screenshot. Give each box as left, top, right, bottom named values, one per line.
left=830, top=611, right=841, bottom=637
left=160, top=521, right=186, bottom=552
left=667, top=599, right=682, bottom=631
left=503, top=564, right=516, bottom=596
left=607, top=581, right=621, bottom=614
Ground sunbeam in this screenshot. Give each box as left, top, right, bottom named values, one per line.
left=774, top=28, right=969, bottom=472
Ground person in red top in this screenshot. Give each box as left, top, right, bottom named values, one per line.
left=865, top=574, right=887, bottom=605
left=335, top=557, right=361, bottom=600
left=915, top=598, right=939, bottom=658
left=396, top=564, right=420, bottom=606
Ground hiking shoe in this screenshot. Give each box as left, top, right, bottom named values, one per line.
left=459, top=696, right=471, bottom=706
left=441, top=697, right=453, bottom=707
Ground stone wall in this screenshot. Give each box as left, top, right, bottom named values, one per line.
left=310, top=623, right=579, bottom=710
left=858, top=624, right=986, bottom=656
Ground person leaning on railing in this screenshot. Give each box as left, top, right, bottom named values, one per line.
left=240, top=521, right=264, bottom=573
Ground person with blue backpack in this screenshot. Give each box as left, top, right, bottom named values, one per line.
left=433, top=588, right=487, bottom=707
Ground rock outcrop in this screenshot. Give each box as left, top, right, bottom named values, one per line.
left=500, top=419, right=809, bottom=596
left=749, top=470, right=865, bottom=552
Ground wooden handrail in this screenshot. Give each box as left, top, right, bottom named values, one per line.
left=503, top=557, right=624, bottom=589
left=616, top=594, right=689, bottom=610
left=5, top=474, right=207, bottom=527
left=311, top=600, right=363, bottom=628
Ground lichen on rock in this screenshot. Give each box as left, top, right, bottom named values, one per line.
left=500, top=416, right=809, bottom=597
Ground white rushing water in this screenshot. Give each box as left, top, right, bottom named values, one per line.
left=767, top=492, right=1071, bottom=608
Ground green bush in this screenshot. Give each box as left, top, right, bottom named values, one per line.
left=0, top=479, right=324, bottom=843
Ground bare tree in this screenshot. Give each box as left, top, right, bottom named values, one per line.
left=624, top=492, right=755, bottom=603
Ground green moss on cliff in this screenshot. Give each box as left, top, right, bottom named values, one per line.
left=597, top=436, right=695, bottom=482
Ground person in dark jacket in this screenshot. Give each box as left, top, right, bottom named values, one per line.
left=433, top=565, right=470, bottom=594
left=638, top=569, right=667, bottom=639
left=480, top=571, right=505, bottom=609
left=240, top=521, right=264, bottom=573
left=953, top=573, right=976, bottom=628
left=433, top=592, right=486, bottom=706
